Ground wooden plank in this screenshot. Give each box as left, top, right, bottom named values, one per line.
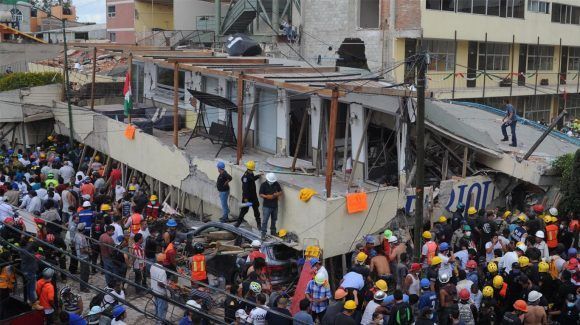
left=325, top=88, right=340, bottom=198
left=166, top=58, right=268, bottom=64
left=330, top=83, right=417, bottom=98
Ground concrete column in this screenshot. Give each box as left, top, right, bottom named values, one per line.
left=276, top=88, right=289, bottom=154
left=349, top=104, right=366, bottom=182
left=215, top=0, right=221, bottom=38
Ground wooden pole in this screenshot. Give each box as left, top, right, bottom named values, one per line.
left=173, top=62, right=179, bottom=146
left=236, top=74, right=244, bottom=164
left=291, top=104, right=309, bottom=172
left=462, top=146, right=468, bottom=178
left=325, top=87, right=339, bottom=198
left=127, top=53, right=133, bottom=124
left=90, top=47, right=97, bottom=110
left=347, top=110, right=372, bottom=189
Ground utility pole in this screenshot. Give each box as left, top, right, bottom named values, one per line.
left=60, top=3, right=74, bottom=149
left=413, top=47, right=427, bottom=260
left=90, top=46, right=97, bottom=110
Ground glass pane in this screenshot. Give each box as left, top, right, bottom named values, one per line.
left=487, top=0, right=500, bottom=16
left=442, top=0, right=455, bottom=11
left=426, top=0, right=442, bottom=10
left=472, top=0, right=486, bottom=14
left=457, top=0, right=472, bottom=13
left=256, top=89, right=278, bottom=152
left=572, top=7, right=580, bottom=25
left=552, top=4, right=561, bottom=22
left=513, top=0, right=525, bottom=18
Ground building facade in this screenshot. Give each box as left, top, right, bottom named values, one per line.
left=106, top=0, right=173, bottom=44
left=296, top=0, right=580, bottom=123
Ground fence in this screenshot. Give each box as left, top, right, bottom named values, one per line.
left=135, top=30, right=216, bottom=48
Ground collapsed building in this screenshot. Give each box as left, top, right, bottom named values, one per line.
left=2, top=45, right=579, bottom=260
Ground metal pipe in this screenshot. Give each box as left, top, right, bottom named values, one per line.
left=520, top=109, right=567, bottom=162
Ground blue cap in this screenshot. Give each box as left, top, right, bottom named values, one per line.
left=439, top=242, right=449, bottom=251
left=309, top=258, right=320, bottom=267
left=217, top=161, right=225, bottom=169
left=457, top=202, right=465, bottom=209
left=166, top=219, right=177, bottom=227
left=11, top=182, right=19, bottom=190
left=112, top=305, right=125, bottom=318
left=568, top=247, right=577, bottom=257
left=420, top=278, right=430, bottom=288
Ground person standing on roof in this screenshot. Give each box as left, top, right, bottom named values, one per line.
left=216, top=161, right=232, bottom=223
left=501, top=99, right=518, bottom=147
left=235, top=160, right=262, bottom=230
left=259, top=173, right=282, bottom=240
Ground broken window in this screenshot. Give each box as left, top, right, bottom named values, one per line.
left=366, top=111, right=398, bottom=186
left=157, top=66, right=185, bottom=89
left=359, top=0, right=380, bottom=28
left=336, top=38, right=369, bottom=70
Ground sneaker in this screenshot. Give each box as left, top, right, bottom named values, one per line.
left=501, top=138, right=509, bottom=142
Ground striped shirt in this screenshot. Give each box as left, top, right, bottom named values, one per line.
left=132, top=243, right=144, bottom=269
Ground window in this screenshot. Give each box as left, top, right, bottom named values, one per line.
left=108, top=32, right=116, bottom=42
left=425, top=40, right=455, bottom=71
left=528, top=1, right=549, bottom=13
left=157, top=66, right=185, bottom=89
left=359, top=0, right=380, bottom=28
left=552, top=3, right=580, bottom=25
left=427, top=0, right=524, bottom=18
left=487, top=0, right=500, bottom=16
left=527, top=45, right=554, bottom=71
left=457, top=0, right=472, bottom=13
left=10, top=9, right=22, bottom=22
left=478, top=42, right=510, bottom=70
left=525, top=95, right=552, bottom=123
left=569, top=47, right=580, bottom=71
left=472, top=0, right=486, bottom=14
left=107, top=5, right=116, bottom=18
left=565, top=94, right=580, bottom=120
left=511, top=0, right=525, bottom=18
left=426, top=0, right=442, bottom=10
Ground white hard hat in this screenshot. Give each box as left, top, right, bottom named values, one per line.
left=535, top=230, right=545, bottom=239
left=516, top=243, right=527, bottom=252
left=82, top=201, right=91, bottom=207
left=528, top=290, right=542, bottom=303
left=251, top=240, right=262, bottom=248
left=548, top=207, right=558, bottom=216
left=388, top=235, right=398, bottom=243
left=266, top=172, right=277, bottom=183
left=186, top=300, right=201, bottom=309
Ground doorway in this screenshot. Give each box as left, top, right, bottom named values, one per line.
left=289, top=98, right=311, bottom=161
left=366, top=112, right=398, bottom=186
left=518, top=44, right=527, bottom=86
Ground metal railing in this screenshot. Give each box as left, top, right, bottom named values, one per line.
left=136, top=29, right=216, bottom=48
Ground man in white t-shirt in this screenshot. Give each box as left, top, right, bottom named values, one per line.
left=150, top=255, right=168, bottom=324
left=485, top=235, right=504, bottom=262
left=59, top=162, right=75, bottom=184
left=248, top=293, right=267, bottom=325
left=115, top=185, right=126, bottom=203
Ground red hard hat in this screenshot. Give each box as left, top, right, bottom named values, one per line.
left=513, top=300, right=528, bottom=312
left=4, top=217, right=14, bottom=223
left=46, top=234, right=55, bottom=243
left=467, top=260, right=477, bottom=269
left=33, top=218, right=45, bottom=225
left=459, top=288, right=471, bottom=301
left=532, top=204, right=544, bottom=214
left=567, top=258, right=578, bottom=270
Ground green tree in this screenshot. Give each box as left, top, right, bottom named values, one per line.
left=553, top=150, right=580, bottom=215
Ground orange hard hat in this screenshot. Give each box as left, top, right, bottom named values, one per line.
left=513, top=300, right=528, bottom=313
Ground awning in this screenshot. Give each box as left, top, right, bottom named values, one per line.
left=187, top=89, right=237, bottom=111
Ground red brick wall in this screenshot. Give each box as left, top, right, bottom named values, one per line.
left=395, top=0, right=421, bottom=30
left=380, top=0, right=390, bottom=29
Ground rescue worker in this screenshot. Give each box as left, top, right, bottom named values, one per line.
left=502, top=300, right=528, bottom=324
left=544, top=216, right=558, bottom=251
left=216, top=161, right=232, bottom=223
left=451, top=202, right=465, bottom=232
left=124, top=207, right=143, bottom=237
left=0, top=252, right=16, bottom=319
left=36, top=267, right=56, bottom=324
left=457, top=288, right=478, bottom=325
left=190, top=242, right=216, bottom=285
left=533, top=231, right=549, bottom=260
left=421, top=231, right=438, bottom=268
left=235, top=160, right=262, bottom=229
left=259, top=173, right=282, bottom=240
left=78, top=201, right=94, bottom=236
left=247, top=240, right=266, bottom=263
left=44, top=173, right=59, bottom=189
left=144, top=195, right=161, bottom=220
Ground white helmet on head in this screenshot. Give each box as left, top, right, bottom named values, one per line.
left=388, top=236, right=398, bottom=243
left=535, top=230, right=545, bottom=239
left=266, top=173, right=277, bottom=183
left=251, top=240, right=262, bottom=248
left=249, top=281, right=262, bottom=293
left=548, top=207, right=558, bottom=216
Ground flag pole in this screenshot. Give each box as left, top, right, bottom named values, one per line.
left=128, top=52, right=133, bottom=124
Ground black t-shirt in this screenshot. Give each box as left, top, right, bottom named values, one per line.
left=259, top=182, right=282, bottom=208
left=480, top=220, right=496, bottom=243
left=241, top=171, right=260, bottom=200
left=265, top=306, right=292, bottom=325
left=334, top=313, right=357, bottom=325
left=144, top=236, right=158, bottom=259
left=216, top=171, right=232, bottom=192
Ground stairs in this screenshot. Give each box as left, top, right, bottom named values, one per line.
left=221, top=0, right=291, bottom=36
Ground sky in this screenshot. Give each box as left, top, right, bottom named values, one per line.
left=74, top=0, right=106, bottom=24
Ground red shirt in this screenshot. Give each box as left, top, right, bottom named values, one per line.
left=109, top=169, right=122, bottom=187
left=80, top=183, right=95, bottom=201
left=36, top=279, right=54, bottom=309
left=248, top=250, right=266, bottom=262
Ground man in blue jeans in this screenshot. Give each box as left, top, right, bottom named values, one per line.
left=259, top=173, right=283, bottom=240
left=216, top=161, right=232, bottom=222
left=501, top=99, right=518, bottom=147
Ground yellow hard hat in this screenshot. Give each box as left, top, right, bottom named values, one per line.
left=40, top=153, right=46, bottom=159
left=344, top=300, right=357, bottom=310
left=375, top=279, right=388, bottom=291
left=94, top=155, right=100, bottom=162
left=483, top=286, right=494, bottom=298
left=518, top=256, right=530, bottom=268
left=150, top=195, right=158, bottom=201
left=245, top=160, right=256, bottom=171
left=278, top=229, right=287, bottom=237
left=550, top=216, right=558, bottom=223
left=503, top=211, right=512, bottom=218
left=356, top=252, right=368, bottom=263
left=518, top=214, right=527, bottom=222
left=47, top=135, right=54, bottom=141
left=538, top=261, right=549, bottom=273
left=422, top=231, right=432, bottom=239
left=431, top=256, right=442, bottom=266
left=493, top=275, right=504, bottom=289
left=468, top=207, right=477, bottom=215
left=487, top=262, right=498, bottom=273
left=439, top=216, right=447, bottom=223
left=543, top=215, right=552, bottom=224
left=100, top=204, right=111, bottom=211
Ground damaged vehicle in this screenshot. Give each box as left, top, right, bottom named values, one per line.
left=190, top=222, right=300, bottom=285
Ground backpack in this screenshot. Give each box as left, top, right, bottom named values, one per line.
left=394, top=302, right=413, bottom=325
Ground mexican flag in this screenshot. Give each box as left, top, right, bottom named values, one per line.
left=123, top=70, right=132, bottom=116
